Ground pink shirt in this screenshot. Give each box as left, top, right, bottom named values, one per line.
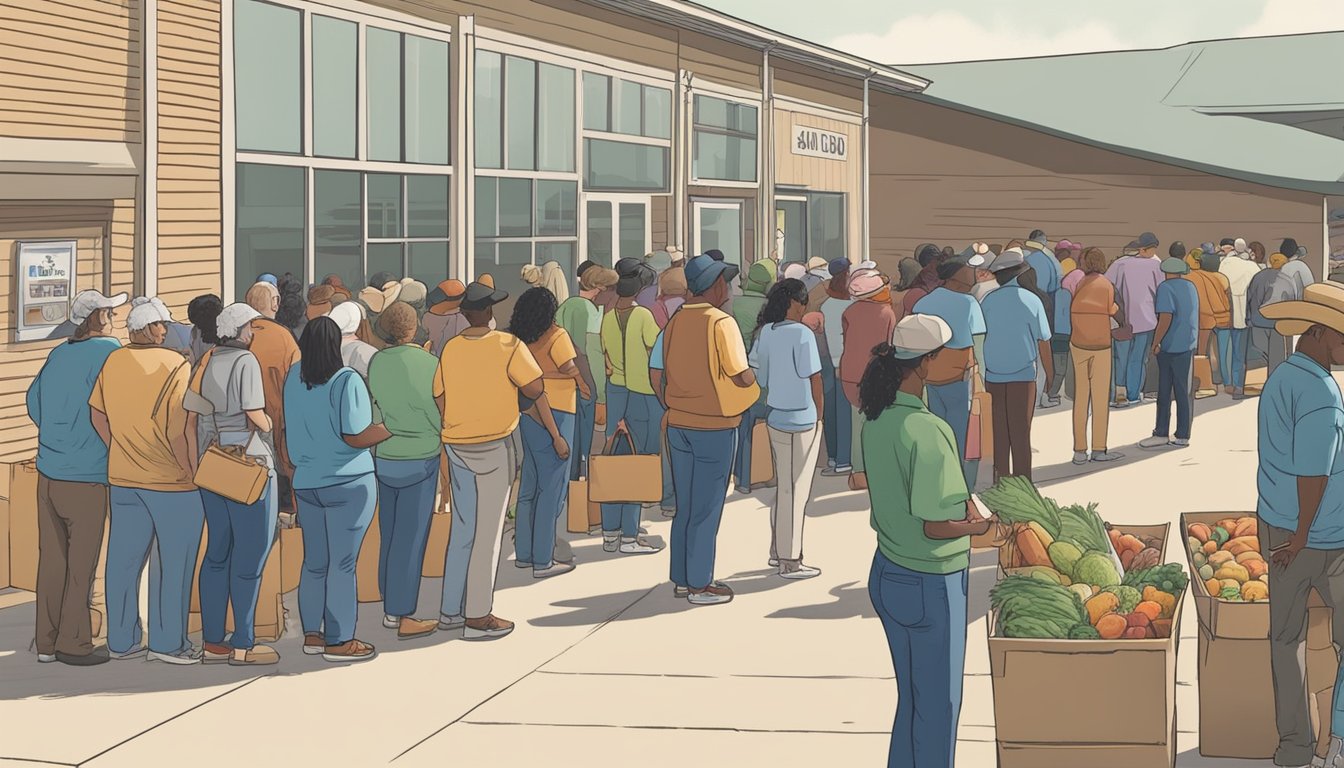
left=1104, top=256, right=1163, bottom=334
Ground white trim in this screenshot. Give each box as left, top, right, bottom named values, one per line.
left=691, top=198, right=746, bottom=267
left=688, top=87, right=763, bottom=187
left=686, top=77, right=763, bottom=105
left=675, top=70, right=691, bottom=251
left=143, top=0, right=158, bottom=297
left=475, top=25, right=673, bottom=83
left=861, top=73, right=870, bottom=264
left=368, top=237, right=451, bottom=244
left=1325, top=196, right=1332, bottom=281
left=235, top=152, right=451, bottom=174
left=304, top=167, right=315, bottom=284
left=773, top=94, right=862, bottom=125
left=475, top=169, right=579, bottom=182
left=272, top=0, right=452, bottom=37
left=355, top=20, right=367, bottom=162
left=302, top=9, right=314, bottom=158
left=580, top=131, right=671, bottom=149
left=222, top=0, right=236, bottom=301
left=583, top=193, right=652, bottom=264
left=458, top=15, right=475, bottom=281
left=759, top=45, right=773, bottom=263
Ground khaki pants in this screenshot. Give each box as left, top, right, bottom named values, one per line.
left=1070, top=345, right=1112, bottom=453
left=36, top=474, right=108, bottom=656
left=767, top=424, right=822, bottom=562
left=440, top=438, right=516, bottom=620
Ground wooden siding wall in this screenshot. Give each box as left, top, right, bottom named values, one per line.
left=773, top=109, right=862, bottom=261
left=156, top=0, right=223, bottom=315
left=0, top=0, right=141, bottom=143
left=870, top=95, right=1323, bottom=279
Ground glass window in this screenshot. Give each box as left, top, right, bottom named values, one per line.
left=497, top=177, right=532, bottom=237
left=504, top=56, right=536, bottom=171
left=584, top=139, right=668, bottom=191
left=537, top=63, right=575, bottom=173
left=582, top=73, right=609, bottom=132
left=613, top=79, right=642, bottom=136
left=315, top=169, right=364, bottom=291
left=475, top=51, right=502, bottom=169
left=776, top=199, right=806, bottom=263
left=475, top=176, right=498, bottom=237
left=694, top=133, right=756, bottom=183
left=492, top=241, right=533, bottom=314
left=619, top=203, right=646, bottom=260
left=409, top=241, right=449, bottom=286
left=312, top=16, right=357, bottom=159
left=367, top=243, right=404, bottom=282
left=407, top=175, right=450, bottom=238
left=235, top=0, right=301, bottom=153
left=405, top=35, right=450, bottom=165
left=643, top=86, right=672, bottom=140
left=586, top=200, right=612, bottom=265
left=367, top=28, right=403, bottom=162
left=235, top=163, right=304, bottom=300
left=535, top=180, right=577, bottom=237
left=695, top=95, right=728, bottom=131
left=808, top=193, right=846, bottom=262
left=697, top=205, right=742, bottom=267
left=367, top=173, right=402, bottom=239
left=472, top=242, right=496, bottom=291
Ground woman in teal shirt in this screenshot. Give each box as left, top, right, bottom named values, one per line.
left=861, top=313, right=995, bottom=768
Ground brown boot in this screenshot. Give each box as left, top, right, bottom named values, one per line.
left=397, top=617, right=438, bottom=640
left=848, top=472, right=868, bottom=491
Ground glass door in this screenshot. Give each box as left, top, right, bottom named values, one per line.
left=775, top=195, right=807, bottom=265
left=585, top=195, right=650, bottom=266
left=692, top=200, right=744, bottom=267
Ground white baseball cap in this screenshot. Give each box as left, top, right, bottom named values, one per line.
left=127, top=296, right=174, bottom=332
left=781, top=262, right=807, bottom=281
left=69, top=290, right=128, bottom=323
left=215, top=302, right=261, bottom=339
left=327, top=300, right=364, bottom=335
left=891, top=314, right=952, bottom=359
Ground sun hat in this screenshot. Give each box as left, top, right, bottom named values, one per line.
left=1055, top=239, right=1080, bottom=254
left=807, top=257, right=829, bottom=272
left=358, top=281, right=403, bottom=314
left=1262, top=282, right=1344, bottom=336
left=1233, top=238, right=1250, bottom=257
left=988, top=246, right=1026, bottom=273
left=398, top=278, right=428, bottom=306
left=705, top=249, right=726, bottom=262
left=460, top=281, right=509, bottom=311
left=127, top=296, right=173, bottom=332
left=685, top=253, right=739, bottom=295
left=307, top=285, right=336, bottom=320
left=478, top=274, right=495, bottom=288
left=827, top=258, right=850, bottom=276
left=847, top=268, right=885, bottom=299
left=70, top=290, right=128, bottom=324
left=328, top=301, right=364, bottom=335
left=1160, top=257, right=1190, bottom=275
left=256, top=273, right=278, bottom=286
left=891, top=314, right=953, bottom=360
left=427, top=279, right=467, bottom=315
left=368, top=272, right=396, bottom=290
left=215, top=303, right=262, bottom=339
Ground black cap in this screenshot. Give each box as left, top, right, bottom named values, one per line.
left=1028, top=229, right=1047, bottom=242
left=706, top=249, right=726, bottom=262
left=460, top=281, right=509, bottom=311
left=916, top=243, right=942, bottom=267
left=1219, top=238, right=1235, bottom=247
left=368, top=271, right=396, bottom=289
left=936, top=257, right=971, bottom=281
left=1137, top=232, right=1159, bottom=249
left=1280, top=238, right=1299, bottom=258
left=576, top=260, right=597, bottom=278
left=1169, top=242, right=1186, bottom=259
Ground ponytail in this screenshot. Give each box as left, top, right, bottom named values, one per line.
left=859, top=342, right=924, bottom=420
left=754, top=278, right=807, bottom=341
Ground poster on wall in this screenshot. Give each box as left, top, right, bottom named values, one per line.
left=16, top=240, right=76, bottom=341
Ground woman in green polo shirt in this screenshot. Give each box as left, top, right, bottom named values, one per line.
left=861, top=313, right=995, bottom=768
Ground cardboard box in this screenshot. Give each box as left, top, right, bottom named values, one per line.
left=989, top=598, right=1182, bottom=767
left=188, top=527, right=286, bottom=642
left=1196, top=628, right=1278, bottom=757
left=6, top=461, right=39, bottom=591
left=750, top=420, right=774, bottom=486
left=1180, top=512, right=1268, bottom=639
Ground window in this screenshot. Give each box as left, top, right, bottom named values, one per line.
left=584, top=139, right=667, bottom=191
left=235, top=0, right=301, bottom=153
left=808, top=193, right=846, bottom=262
left=583, top=74, right=672, bottom=140
left=367, top=174, right=452, bottom=282
left=504, top=56, right=535, bottom=171
left=475, top=51, right=503, bottom=170
left=476, top=52, right=576, bottom=173
left=236, top=164, right=304, bottom=291
left=474, top=177, right=578, bottom=302
left=314, top=170, right=363, bottom=292
left=537, top=63, right=575, bottom=173
left=368, top=30, right=450, bottom=164
left=693, top=95, right=758, bottom=183
left=312, top=16, right=357, bottom=158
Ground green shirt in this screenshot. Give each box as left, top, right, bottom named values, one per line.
left=600, top=305, right=659, bottom=396
left=863, top=391, right=971, bottom=574
left=368, top=345, right=442, bottom=460
left=557, top=296, right=605, bottom=404
left=733, top=292, right=767, bottom=348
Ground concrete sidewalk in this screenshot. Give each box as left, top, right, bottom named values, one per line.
left=0, top=388, right=1284, bottom=766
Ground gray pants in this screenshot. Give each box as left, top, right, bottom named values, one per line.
left=440, top=437, right=517, bottom=620
left=1247, top=326, right=1288, bottom=378
left=1263, top=522, right=1344, bottom=766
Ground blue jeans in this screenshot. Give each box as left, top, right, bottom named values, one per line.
left=106, top=487, right=205, bottom=655
left=668, top=426, right=735, bottom=589
left=821, top=359, right=851, bottom=468
left=1215, top=327, right=1247, bottom=389
left=1154, top=350, right=1195, bottom=441
left=516, top=410, right=575, bottom=569
left=375, top=457, right=438, bottom=618
left=571, top=392, right=596, bottom=481
left=869, top=551, right=967, bottom=768
left=926, top=379, right=970, bottom=466
left=1123, top=330, right=1154, bottom=403
left=199, top=472, right=277, bottom=650
left=607, top=383, right=672, bottom=508
left=296, top=474, right=376, bottom=645
left=601, top=390, right=662, bottom=537
left=733, top=399, right=770, bottom=490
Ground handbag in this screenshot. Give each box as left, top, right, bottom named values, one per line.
left=188, top=350, right=270, bottom=505
left=588, top=430, right=663, bottom=503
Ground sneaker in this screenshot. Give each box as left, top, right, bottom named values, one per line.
left=147, top=647, right=202, bottom=665
left=56, top=649, right=110, bottom=667
left=397, top=617, right=438, bottom=640
left=768, top=558, right=780, bottom=568
left=109, top=644, right=146, bottom=660
left=382, top=615, right=400, bottom=629
left=735, top=485, right=751, bottom=495
left=779, top=561, right=822, bottom=580
left=587, top=525, right=602, bottom=536
left=303, top=633, right=325, bottom=655
left=619, top=537, right=663, bottom=555
left=514, top=560, right=533, bottom=569
left=463, top=614, right=514, bottom=641
left=203, top=642, right=233, bottom=665
left=1320, top=734, right=1343, bottom=767
left=1112, top=399, right=1132, bottom=409
left=534, top=562, right=576, bottom=579
left=687, top=581, right=734, bottom=605
left=821, top=465, right=852, bottom=477
left=1170, top=438, right=1190, bottom=447
left=661, top=507, right=676, bottom=518
left=603, top=533, right=620, bottom=553
left=1138, top=435, right=1172, bottom=449
left=438, top=614, right=466, bottom=631
left=673, top=585, right=689, bottom=598
left=1072, top=451, right=1089, bottom=465
left=229, top=645, right=280, bottom=666
left=37, top=653, right=56, bottom=664
left=323, top=639, right=376, bottom=663
left=1090, top=451, right=1125, bottom=463
left=1142, top=393, right=1158, bottom=402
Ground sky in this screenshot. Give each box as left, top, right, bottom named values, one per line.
left=699, top=0, right=1344, bottom=64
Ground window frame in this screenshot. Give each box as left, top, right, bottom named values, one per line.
left=689, top=90, right=762, bottom=187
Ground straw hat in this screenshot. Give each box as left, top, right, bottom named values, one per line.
left=1261, top=282, right=1344, bottom=336
left=358, top=281, right=403, bottom=314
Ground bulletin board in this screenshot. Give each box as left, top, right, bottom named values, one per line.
left=15, top=240, right=76, bottom=341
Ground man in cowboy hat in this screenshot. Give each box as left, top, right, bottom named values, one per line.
left=1255, top=282, right=1344, bottom=768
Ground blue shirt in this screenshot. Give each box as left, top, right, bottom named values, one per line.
left=1027, top=249, right=1063, bottom=326
left=749, top=321, right=822, bottom=432
left=980, top=281, right=1051, bottom=383
left=650, top=331, right=665, bottom=370
left=26, top=336, right=121, bottom=483
left=1154, top=278, right=1199, bottom=354
left=283, top=366, right=375, bottom=489
left=1055, top=283, right=1073, bottom=336
left=912, top=287, right=986, bottom=349
left=1257, top=353, right=1344, bottom=548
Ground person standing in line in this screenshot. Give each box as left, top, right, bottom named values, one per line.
left=1279, top=238, right=1313, bottom=297
left=1249, top=241, right=1268, bottom=268
left=183, top=294, right=223, bottom=366
left=245, top=281, right=301, bottom=516
left=1249, top=283, right=1344, bottom=768
left=1108, top=241, right=1139, bottom=404
left=1245, top=252, right=1298, bottom=383
left=28, top=290, right=128, bottom=666
left=651, top=265, right=688, bottom=329
left=558, top=264, right=617, bottom=483
left=328, top=301, right=377, bottom=380
left=650, top=255, right=759, bottom=605
left=1048, top=240, right=1081, bottom=403
left=979, top=248, right=1052, bottom=481
left=913, top=257, right=985, bottom=488
left=1024, top=230, right=1064, bottom=403
left=900, top=245, right=944, bottom=318
left=509, top=288, right=590, bottom=578
left=819, top=259, right=854, bottom=477
left=749, top=279, right=824, bottom=579
left=840, top=268, right=899, bottom=491
left=730, top=260, right=777, bottom=494
left=423, top=279, right=470, bottom=358
left=636, top=249, right=674, bottom=310
left=367, top=302, right=442, bottom=641
left=276, top=274, right=308, bottom=339
left=862, top=314, right=995, bottom=768
left=434, top=282, right=554, bottom=640
left=91, top=297, right=204, bottom=665
left=184, top=303, right=282, bottom=666
left=1139, top=258, right=1200, bottom=450
left=1106, top=232, right=1164, bottom=407
left=1068, top=248, right=1124, bottom=465
left=1220, top=238, right=1260, bottom=397
left=1189, top=248, right=1232, bottom=388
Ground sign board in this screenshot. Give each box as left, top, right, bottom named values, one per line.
left=791, top=125, right=847, bottom=162
left=16, top=240, right=76, bottom=341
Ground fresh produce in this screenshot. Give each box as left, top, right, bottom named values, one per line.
left=1016, top=527, right=1052, bottom=567
left=1085, top=592, right=1120, bottom=625
left=1096, top=613, right=1127, bottom=639
left=1075, top=552, right=1121, bottom=588
left=1016, top=566, right=1065, bottom=585
left=1102, top=585, right=1141, bottom=614
left=1214, top=563, right=1249, bottom=582
left=1108, top=524, right=1164, bottom=572
left=1122, top=563, right=1189, bottom=596
left=1028, top=521, right=1056, bottom=549
left=980, top=477, right=1061, bottom=538
left=991, top=575, right=1090, bottom=639
left=1058, top=502, right=1109, bottom=554
left=1069, top=624, right=1101, bottom=640
left=1241, top=581, right=1269, bottom=602
left=1067, top=583, right=1094, bottom=604
left=1135, top=601, right=1163, bottom=622
left=1048, top=541, right=1084, bottom=576
left=1185, top=518, right=1269, bottom=602
left=1142, top=586, right=1178, bottom=619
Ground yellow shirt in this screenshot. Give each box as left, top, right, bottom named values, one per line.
left=434, top=330, right=543, bottom=445
left=600, top=305, right=659, bottom=395
left=1059, top=257, right=1077, bottom=276
left=88, top=345, right=195, bottom=492
left=528, top=326, right=578, bottom=414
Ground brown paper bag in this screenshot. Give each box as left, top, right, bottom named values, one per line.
left=589, top=432, right=663, bottom=503
left=280, top=525, right=303, bottom=594
left=567, top=479, right=591, bottom=534
left=750, top=421, right=775, bottom=486
left=422, top=509, right=452, bottom=577
left=355, top=507, right=381, bottom=603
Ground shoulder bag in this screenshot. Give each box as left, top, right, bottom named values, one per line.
left=190, top=350, right=269, bottom=505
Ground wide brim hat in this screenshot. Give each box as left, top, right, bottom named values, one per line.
left=460, top=281, right=509, bottom=311
left=1160, top=257, right=1190, bottom=275
left=988, top=246, right=1026, bottom=273
left=428, top=279, right=467, bottom=315
left=358, top=281, right=403, bottom=314
left=1262, top=282, right=1344, bottom=336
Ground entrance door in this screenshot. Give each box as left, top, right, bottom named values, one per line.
left=585, top=195, right=651, bottom=266
left=692, top=200, right=744, bottom=267
left=775, top=195, right=807, bottom=265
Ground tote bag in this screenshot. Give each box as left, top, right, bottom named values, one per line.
left=589, top=430, right=663, bottom=504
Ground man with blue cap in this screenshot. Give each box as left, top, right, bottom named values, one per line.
left=1139, top=257, right=1199, bottom=450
